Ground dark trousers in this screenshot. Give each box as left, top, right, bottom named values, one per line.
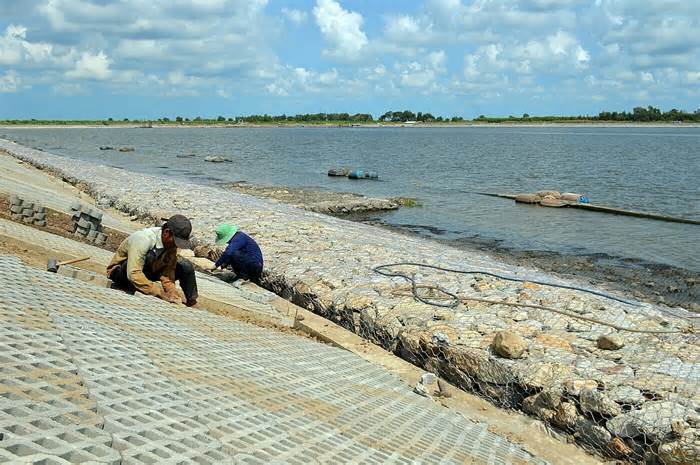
left=229, top=250, right=263, bottom=283
left=110, top=252, right=198, bottom=302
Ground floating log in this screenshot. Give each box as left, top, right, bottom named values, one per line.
left=571, top=203, right=700, bottom=225
left=467, top=192, right=700, bottom=225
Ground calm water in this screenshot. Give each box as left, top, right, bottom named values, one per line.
left=3, top=126, right=699, bottom=271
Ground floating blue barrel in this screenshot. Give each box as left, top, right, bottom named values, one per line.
left=348, top=169, right=379, bottom=180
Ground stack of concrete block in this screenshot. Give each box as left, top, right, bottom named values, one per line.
left=70, top=202, right=108, bottom=246
left=8, top=195, right=47, bottom=227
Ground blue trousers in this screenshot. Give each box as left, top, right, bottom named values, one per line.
left=228, top=250, right=263, bottom=282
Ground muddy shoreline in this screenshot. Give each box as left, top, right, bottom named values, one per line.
left=351, top=214, right=699, bottom=311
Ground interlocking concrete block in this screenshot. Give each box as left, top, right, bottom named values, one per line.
left=0, top=251, right=546, bottom=465
left=90, top=209, right=104, bottom=221
left=57, top=265, right=112, bottom=287
left=34, top=219, right=47, bottom=227
left=77, top=217, right=93, bottom=229
left=22, top=208, right=35, bottom=216
left=9, top=204, right=23, bottom=214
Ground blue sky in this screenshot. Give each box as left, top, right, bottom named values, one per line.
left=1, top=0, right=698, bottom=119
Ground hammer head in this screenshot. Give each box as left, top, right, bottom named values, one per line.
left=47, top=258, right=58, bottom=273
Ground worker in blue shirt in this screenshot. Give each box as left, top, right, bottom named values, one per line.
left=213, top=223, right=264, bottom=282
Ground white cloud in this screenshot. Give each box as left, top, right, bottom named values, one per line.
left=0, top=70, right=21, bottom=92
left=514, top=31, right=591, bottom=72
left=384, top=15, right=426, bottom=41
left=265, top=82, right=288, bottom=96
left=393, top=50, right=447, bottom=91
left=66, top=50, right=112, bottom=80
left=2, top=0, right=699, bottom=109
left=313, top=0, right=368, bottom=61
left=0, top=24, right=59, bottom=66
left=686, top=72, right=700, bottom=85
left=282, top=8, right=307, bottom=25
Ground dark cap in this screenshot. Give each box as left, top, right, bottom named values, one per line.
left=164, top=214, right=192, bottom=249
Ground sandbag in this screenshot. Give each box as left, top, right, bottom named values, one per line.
left=515, top=193, right=541, bottom=204
left=539, top=198, right=566, bottom=207
left=536, top=190, right=561, bottom=199
left=560, top=192, right=582, bottom=202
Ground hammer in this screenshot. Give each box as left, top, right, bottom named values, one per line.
left=47, top=256, right=90, bottom=273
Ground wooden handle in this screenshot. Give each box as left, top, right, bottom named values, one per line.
left=57, top=256, right=91, bottom=266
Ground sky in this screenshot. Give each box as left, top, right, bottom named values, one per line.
left=0, top=0, right=698, bottom=119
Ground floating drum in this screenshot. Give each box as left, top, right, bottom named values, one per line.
left=515, top=193, right=541, bottom=204
left=348, top=170, right=379, bottom=180
left=560, top=192, right=582, bottom=202
left=540, top=198, right=567, bottom=208
left=328, top=168, right=349, bottom=177
left=536, top=190, right=561, bottom=199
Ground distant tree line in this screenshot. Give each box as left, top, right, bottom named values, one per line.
left=596, top=106, right=700, bottom=122
left=2, top=106, right=699, bottom=125
left=473, top=106, right=700, bottom=123
left=378, top=110, right=464, bottom=122
left=235, top=113, right=374, bottom=123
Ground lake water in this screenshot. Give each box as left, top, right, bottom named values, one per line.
left=2, top=126, right=699, bottom=272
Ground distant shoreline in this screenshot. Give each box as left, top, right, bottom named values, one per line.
left=2, top=122, right=699, bottom=129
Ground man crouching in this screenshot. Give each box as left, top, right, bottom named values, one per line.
left=107, top=214, right=198, bottom=306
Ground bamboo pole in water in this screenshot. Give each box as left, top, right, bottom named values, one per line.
left=468, top=192, right=700, bottom=225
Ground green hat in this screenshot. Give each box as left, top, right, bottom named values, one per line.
left=215, top=223, right=238, bottom=246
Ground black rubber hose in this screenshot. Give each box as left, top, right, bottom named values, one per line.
left=373, top=262, right=639, bottom=307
